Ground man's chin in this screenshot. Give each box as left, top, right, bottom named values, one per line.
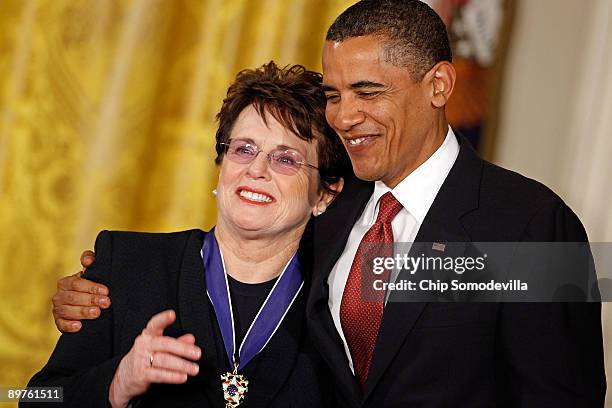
left=352, top=165, right=383, bottom=182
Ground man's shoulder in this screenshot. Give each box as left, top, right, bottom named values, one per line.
left=480, top=160, right=564, bottom=208
left=453, top=135, right=566, bottom=212
left=470, top=159, right=586, bottom=241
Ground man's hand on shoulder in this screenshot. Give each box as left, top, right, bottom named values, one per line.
left=52, top=250, right=111, bottom=333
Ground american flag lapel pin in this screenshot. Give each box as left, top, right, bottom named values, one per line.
left=432, top=242, right=446, bottom=252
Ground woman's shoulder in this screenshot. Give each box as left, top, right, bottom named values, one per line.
left=90, top=229, right=208, bottom=271
left=99, top=228, right=207, bottom=240
left=84, top=228, right=210, bottom=290
left=94, top=228, right=207, bottom=250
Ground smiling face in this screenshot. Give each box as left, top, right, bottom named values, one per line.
left=323, top=35, right=446, bottom=188
left=216, top=104, right=323, bottom=239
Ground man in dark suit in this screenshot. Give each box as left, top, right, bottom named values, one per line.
left=52, top=1, right=606, bottom=406
left=307, top=0, right=606, bottom=406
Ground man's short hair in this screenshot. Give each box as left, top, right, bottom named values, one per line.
left=326, top=0, right=452, bottom=81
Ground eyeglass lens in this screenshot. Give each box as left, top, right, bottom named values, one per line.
left=225, top=139, right=306, bottom=175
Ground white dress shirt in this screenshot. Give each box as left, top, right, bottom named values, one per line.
left=327, top=127, right=460, bottom=372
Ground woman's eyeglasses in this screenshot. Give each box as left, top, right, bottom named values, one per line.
left=220, top=138, right=319, bottom=176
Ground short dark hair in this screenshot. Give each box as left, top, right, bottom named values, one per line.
left=326, top=0, right=452, bottom=81
left=215, top=61, right=350, bottom=194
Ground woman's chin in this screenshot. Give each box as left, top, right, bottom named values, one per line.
left=229, top=218, right=273, bottom=234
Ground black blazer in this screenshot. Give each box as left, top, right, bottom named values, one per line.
left=26, top=229, right=329, bottom=407
left=307, top=135, right=606, bottom=407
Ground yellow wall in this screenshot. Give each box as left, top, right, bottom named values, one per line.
left=0, top=0, right=354, bottom=396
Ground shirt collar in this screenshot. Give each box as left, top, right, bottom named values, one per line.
left=366, top=127, right=460, bottom=225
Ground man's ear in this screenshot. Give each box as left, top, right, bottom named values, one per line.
left=313, top=178, right=344, bottom=217
left=427, top=61, right=456, bottom=108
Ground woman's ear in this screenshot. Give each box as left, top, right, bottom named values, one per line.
left=313, top=178, right=344, bottom=216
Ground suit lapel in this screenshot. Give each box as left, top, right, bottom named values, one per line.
left=177, top=230, right=222, bottom=396
left=307, top=174, right=374, bottom=406
left=311, top=174, right=375, bottom=297
left=309, top=174, right=373, bottom=313
left=364, top=135, right=483, bottom=400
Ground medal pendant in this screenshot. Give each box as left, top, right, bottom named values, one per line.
left=221, top=371, right=249, bottom=407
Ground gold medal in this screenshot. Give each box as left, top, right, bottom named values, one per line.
left=221, top=365, right=249, bottom=407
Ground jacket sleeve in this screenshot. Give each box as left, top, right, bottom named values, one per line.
left=22, top=230, right=124, bottom=408
left=496, top=202, right=606, bottom=407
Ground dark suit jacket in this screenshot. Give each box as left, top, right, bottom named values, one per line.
left=26, top=229, right=329, bottom=407
left=307, top=135, right=606, bottom=407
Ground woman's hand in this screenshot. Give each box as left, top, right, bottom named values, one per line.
left=109, top=310, right=201, bottom=408
left=52, top=250, right=111, bottom=333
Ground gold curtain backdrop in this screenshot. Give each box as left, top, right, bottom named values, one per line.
left=0, top=0, right=355, bottom=393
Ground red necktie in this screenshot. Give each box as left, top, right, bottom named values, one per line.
left=340, top=192, right=403, bottom=388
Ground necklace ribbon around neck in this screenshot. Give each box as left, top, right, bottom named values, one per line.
left=202, top=229, right=304, bottom=371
